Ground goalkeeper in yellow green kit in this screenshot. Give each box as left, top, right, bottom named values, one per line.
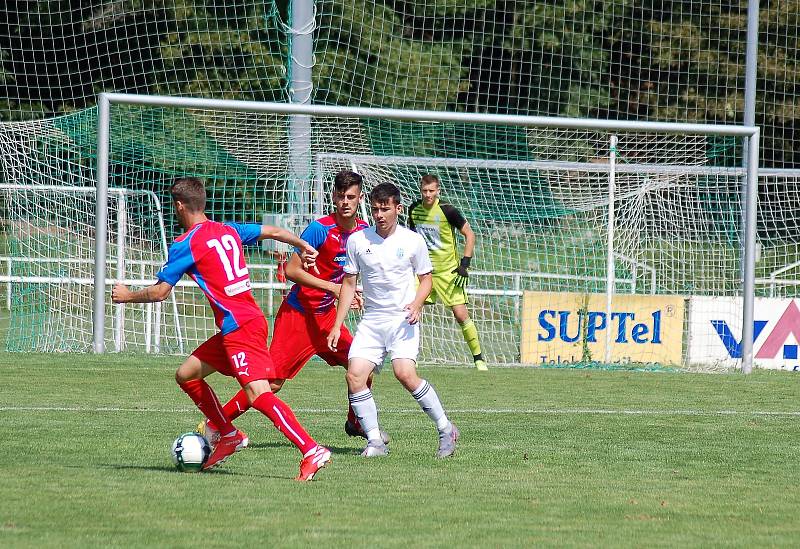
left=408, top=174, right=487, bottom=371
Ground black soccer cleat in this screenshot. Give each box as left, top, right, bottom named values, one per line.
left=344, top=420, right=391, bottom=444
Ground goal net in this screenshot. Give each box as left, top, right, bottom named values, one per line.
left=0, top=183, right=176, bottom=353
left=0, top=108, right=298, bottom=354
left=0, top=99, right=765, bottom=369
left=316, top=134, right=747, bottom=369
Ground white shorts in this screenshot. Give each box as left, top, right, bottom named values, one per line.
left=348, top=314, right=420, bottom=371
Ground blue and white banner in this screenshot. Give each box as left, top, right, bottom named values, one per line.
left=688, top=296, right=800, bottom=370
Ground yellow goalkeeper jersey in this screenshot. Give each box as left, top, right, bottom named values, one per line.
left=407, top=198, right=467, bottom=274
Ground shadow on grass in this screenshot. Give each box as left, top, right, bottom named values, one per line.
left=248, top=441, right=362, bottom=455
left=100, top=463, right=196, bottom=474
left=94, top=463, right=292, bottom=480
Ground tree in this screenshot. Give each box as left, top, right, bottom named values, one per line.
left=0, top=1, right=169, bottom=120
left=154, top=0, right=286, bottom=101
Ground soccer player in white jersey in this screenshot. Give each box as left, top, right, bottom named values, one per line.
left=327, top=182, right=459, bottom=458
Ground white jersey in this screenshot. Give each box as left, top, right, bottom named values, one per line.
left=344, top=225, right=433, bottom=319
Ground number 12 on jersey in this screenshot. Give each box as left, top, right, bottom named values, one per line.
left=207, top=236, right=249, bottom=281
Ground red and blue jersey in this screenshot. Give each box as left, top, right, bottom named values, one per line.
left=157, top=220, right=263, bottom=335
left=287, top=214, right=368, bottom=314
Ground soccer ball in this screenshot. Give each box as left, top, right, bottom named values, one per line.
left=171, top=432, right=211, bottom=472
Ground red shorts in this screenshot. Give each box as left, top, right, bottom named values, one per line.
left=192, top=316, right=274, bottom=386
left=270, top=300, right=352, bottom=380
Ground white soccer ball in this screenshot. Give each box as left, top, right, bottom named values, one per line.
left=171, top=432, right=211, bottom=472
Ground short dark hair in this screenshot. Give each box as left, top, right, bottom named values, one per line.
left=170, top=177, right=207, bottom=213
left=420, top=173, right=440, bottom=187
left=333, top=170, right=363, bottom=193
left=369, top=182, right=402, bottom=206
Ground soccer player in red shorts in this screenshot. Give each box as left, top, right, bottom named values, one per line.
left=111, top=177, right=331, bottom=480
left=205, top=170, right=389, bottom=444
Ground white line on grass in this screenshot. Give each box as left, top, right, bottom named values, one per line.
left=1, top=405, right=800, bottom=417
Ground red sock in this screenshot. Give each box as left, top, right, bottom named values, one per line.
left=252, top=392, right=317, bottom=454
left=222, top=389, right=251, bottom=424
left=347, top=375, right=373, bottom=429
left=179, top=379, right=234, bottom=435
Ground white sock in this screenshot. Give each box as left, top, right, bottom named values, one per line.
left=412, top=380, right=450, bottom=432
left=348, top=389, right=383, bottom=443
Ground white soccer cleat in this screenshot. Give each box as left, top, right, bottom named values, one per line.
left=361, top=439, right=389, bottom=457
left=436, top=423, right=459, bottom=458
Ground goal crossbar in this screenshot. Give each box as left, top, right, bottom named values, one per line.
left=318, top=153, right=753, bottom=175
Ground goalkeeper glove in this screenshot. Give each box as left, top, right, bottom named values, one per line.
left=452, top=256, right=471, bottom=288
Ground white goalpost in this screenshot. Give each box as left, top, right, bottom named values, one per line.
left=90, top=93, right=760, bottom=372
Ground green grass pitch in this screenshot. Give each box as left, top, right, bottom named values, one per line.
left=1, top=354, right=800, bottom=547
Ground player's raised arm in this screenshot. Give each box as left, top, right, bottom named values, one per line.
left=113, top=229, right=189, bottom=304
left=284, top=252, right=337, bottom=294
left=112, top=280, right=173, bottom=304
left=327, top=272, right=357, bottom=351
left=285, top=253, right=361, bottom=309
left=259, top=224, right=319, bottom=272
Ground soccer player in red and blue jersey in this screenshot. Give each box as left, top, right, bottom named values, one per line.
left=205, top=170, right=389, bottom=443
left=111, top=177, right=331, bottom=480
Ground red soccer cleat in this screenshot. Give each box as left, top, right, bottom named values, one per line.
left=202, top=429, right=248, bottom=471
left=295, top=445, right=332, bottom=481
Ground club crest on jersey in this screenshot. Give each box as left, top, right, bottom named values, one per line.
left=396, top=248, right=405, bottom=258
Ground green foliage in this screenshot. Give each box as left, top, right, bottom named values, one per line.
left=1, top=1, right=799, bottom=164
left=315, top=0, right=466, bottom=109
left=155, top=0, right=286, bottom=101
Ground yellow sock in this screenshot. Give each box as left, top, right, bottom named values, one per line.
left=460, top=319, right=483, bottom=361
